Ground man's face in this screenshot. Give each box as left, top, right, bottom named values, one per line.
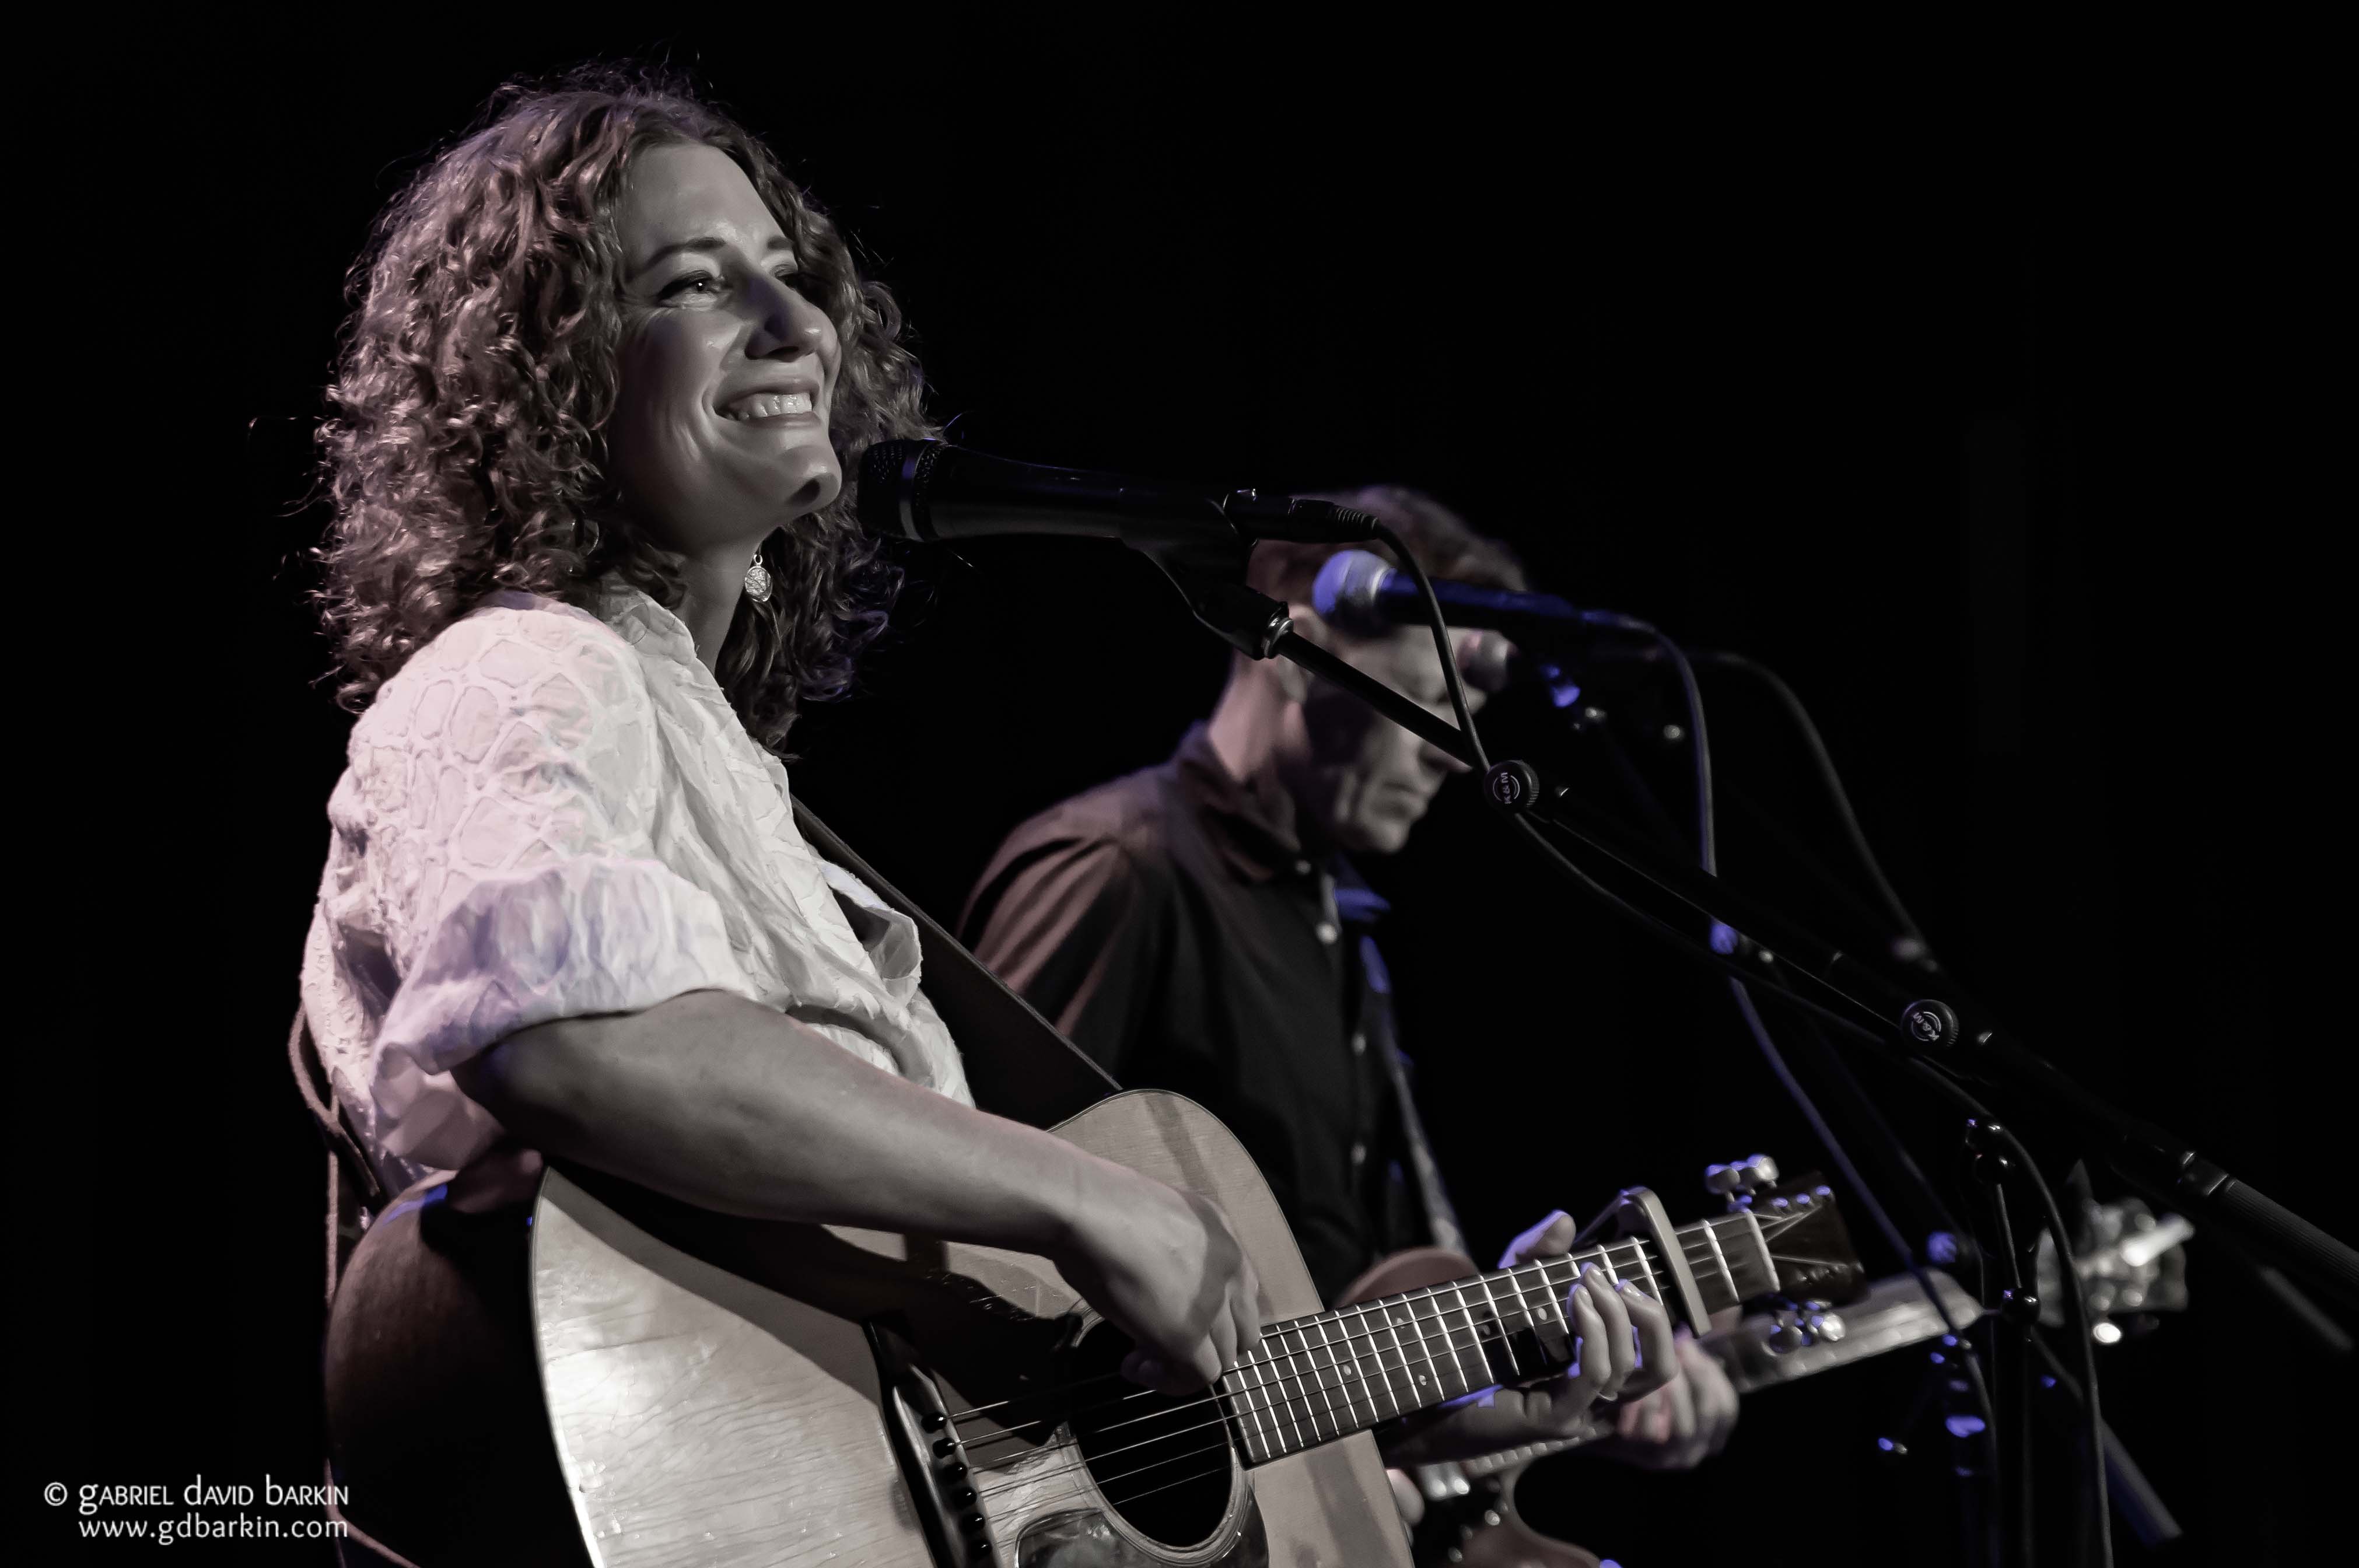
left=1283, top=619, right=1494, bottom=856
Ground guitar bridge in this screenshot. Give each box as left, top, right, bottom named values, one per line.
left=867, top=1319, right=993, bottom=1567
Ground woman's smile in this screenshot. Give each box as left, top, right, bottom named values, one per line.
left=718, top=390, right=816, bottom=422
left=716, top=369, right=824, bottom=425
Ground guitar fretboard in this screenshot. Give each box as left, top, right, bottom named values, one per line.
left=1220, top=1212, right=1776, bottom=1464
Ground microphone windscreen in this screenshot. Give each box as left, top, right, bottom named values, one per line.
left=856, top=439, right=941, bottom=540
left=1311, top=549, right=1398, bottom=634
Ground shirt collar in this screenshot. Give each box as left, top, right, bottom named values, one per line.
left=594, top=583, right=704, bottom=670
left=1170, top=725, right=1387, bottom=923
left=1172, top=723, right=1305, bottom=884
left=474, top=583, right=705, bottom=675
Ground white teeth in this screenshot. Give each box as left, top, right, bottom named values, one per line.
left=722, top=391, right=814, bottom=420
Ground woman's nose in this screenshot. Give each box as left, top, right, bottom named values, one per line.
left=748, top=277, right=834, bottom=360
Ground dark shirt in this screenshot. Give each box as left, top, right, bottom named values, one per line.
left=961, top=724, right=1439, bottom=1303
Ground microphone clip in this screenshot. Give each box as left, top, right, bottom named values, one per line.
left=1149, top=562, right=1294, bottom=660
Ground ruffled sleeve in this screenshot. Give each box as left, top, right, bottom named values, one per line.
left=349, top=603, right=760, bottom=1168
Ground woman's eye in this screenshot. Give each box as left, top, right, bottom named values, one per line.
left=659, top=274, right=720, bottom=301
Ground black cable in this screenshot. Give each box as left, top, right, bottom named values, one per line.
left=1664, top=646, right=1982, bottom=1286
left=1655, top=635, right=1717, bottom=874
left=1693, top=649, right=1929, bottom=955
left=1370, top=522, right=1488, bottom=774
left=1503, top=811, right=1903, bottom=1046
left=1648, top=635, right=2004, bottom=1492
left=1685, top=645, right=2117, bottom=1560
left=1907, top=1061, right=2113, bottom=1568
left=1648, top=639, right=1965, bottom=1301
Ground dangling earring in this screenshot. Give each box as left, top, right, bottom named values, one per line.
left=743, top=544, right=774, bottom=604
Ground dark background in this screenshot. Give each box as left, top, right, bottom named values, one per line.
left=34, top=20, right=2343, bottom=1564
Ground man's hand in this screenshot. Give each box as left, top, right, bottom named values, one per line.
left=1587, top=1328, right=1740, bottom=1470
left=1376, top=1210, right=1680, bottom=1466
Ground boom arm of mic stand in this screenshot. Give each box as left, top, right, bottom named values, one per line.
left=1268, top=626, right=2359, bottom=1312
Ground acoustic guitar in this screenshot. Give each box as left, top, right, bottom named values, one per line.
left=327, top=1091, right=1863, bottom=1566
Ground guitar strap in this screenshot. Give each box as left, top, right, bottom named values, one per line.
left=790, top=799, right=1122, bottom=1131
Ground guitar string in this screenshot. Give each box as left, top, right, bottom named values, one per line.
left=1029, top=1242, right=1831, bottom=1523
left=972, top=1296, right=1563, bottom=1503
left=950, top=1214, right=1801, bottom=1447
left=967, top=1244, right=1727, bottom=1506
left=958, top=1220, right=1838, bottom=1513
left=967, top=1245, right=1614, bottom=1508
left=970, top=1226, right=1842, bottom=1515
left=948, top=1220, right=1747, bottom=1440
left=939, top=1193, right=1821, bottom=1424
left=954, top=1235, right=1701, bottom=1452
left=954, top=1214, right=1836, bottom=1461
left=1073, top=1240, right=1844, bottom=1518
left=935, top=1210, right=1796, bottom=1430
left=1077, top=1237, right=1895, bottom=1521
left=970, top=1277, right=1622, bottom=1507
left=1093, top=1365, right=1602, bottom=1509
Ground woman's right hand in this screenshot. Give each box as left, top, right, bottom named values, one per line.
left=1051, top=1166, right=1264, bottom=1394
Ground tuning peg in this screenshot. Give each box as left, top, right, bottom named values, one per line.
left=1704, top=1153, right=1779, bottom=1208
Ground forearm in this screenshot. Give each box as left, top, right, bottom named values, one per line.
left=453, top=989, right=1108, bottom=1252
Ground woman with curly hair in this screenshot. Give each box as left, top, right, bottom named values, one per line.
left=302, top=70, right=1262, bottom=1560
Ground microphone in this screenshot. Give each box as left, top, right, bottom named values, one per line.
left=1312, top=550, right=1644, bottom=649
left=856, top=440, right=1382, bottom=548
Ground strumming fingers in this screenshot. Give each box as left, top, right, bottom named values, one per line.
left=1208, top=1306, right=1240, bottom=1376
left=1236, top=1257, right=1266, bottom=1346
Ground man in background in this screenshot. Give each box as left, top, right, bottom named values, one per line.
left=961, top=487, right=1738, bottom=1480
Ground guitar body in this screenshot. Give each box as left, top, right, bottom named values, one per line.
left=527, top=1089, right=1403, bottom=1566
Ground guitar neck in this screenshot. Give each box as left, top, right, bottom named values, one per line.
left=1221, top=1213, right=1777, bottom=1465
left=1451, top=1266, right=1985, bottom=1478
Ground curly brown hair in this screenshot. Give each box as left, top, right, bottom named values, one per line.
left=317, top=64, right=929, bottom=751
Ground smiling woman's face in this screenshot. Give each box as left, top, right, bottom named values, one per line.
left=607, top=142, right=844, bottom=559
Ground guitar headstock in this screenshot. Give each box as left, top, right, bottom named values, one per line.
left=1706, top=1154, right=1868, bottom=1307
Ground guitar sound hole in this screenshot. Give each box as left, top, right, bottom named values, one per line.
left=1065, top=1320, right=1237, bottom=1550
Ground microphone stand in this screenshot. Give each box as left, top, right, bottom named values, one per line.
left=1541, top=681, right=2008, bottom=1565
left=1229, top=599, right=2357, bottom=1312
left=1133, top=552, right=2350, bottom=1564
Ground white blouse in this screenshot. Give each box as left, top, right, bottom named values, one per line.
left=300, top=584, right=972, bottom=1194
